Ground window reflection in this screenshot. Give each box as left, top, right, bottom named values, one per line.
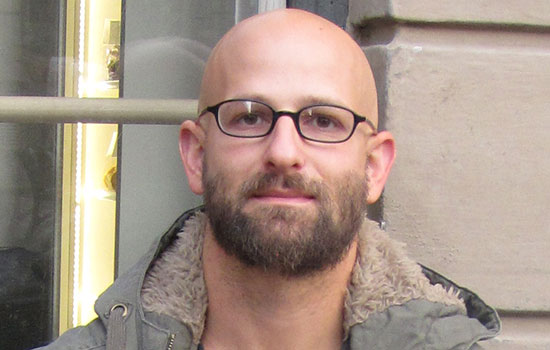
left=0, top=124, right=58, bottom=349
left=0, top=0, right=61, bottom=348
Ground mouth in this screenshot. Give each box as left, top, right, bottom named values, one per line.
left=249, top=189, right=316, bottom=205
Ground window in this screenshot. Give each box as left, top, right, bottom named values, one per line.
left=0, top=0, right=62, bottom=348
left=0, top=1, right=285, bottom=349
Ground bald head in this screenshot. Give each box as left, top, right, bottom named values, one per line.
left=198, top=9, right=378, bottom=127
left=180, top=9, right=395, bottom=227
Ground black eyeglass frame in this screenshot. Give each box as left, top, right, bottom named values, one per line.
left=198, top=99, right=377, bottom=144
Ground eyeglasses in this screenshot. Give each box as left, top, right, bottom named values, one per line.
left=198, top=99, right=376, bottom=143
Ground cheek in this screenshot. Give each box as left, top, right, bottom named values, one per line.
left=347, top=140, right=370, bottom=172
left=203, top=139, right=262, bottom=186
left=309, top=144, right=368, bottom=179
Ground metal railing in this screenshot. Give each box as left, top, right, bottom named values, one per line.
left=0, top=97, right=198, bottom=124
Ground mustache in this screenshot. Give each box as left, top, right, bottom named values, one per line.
left=239, top=172, right=326, bottom=199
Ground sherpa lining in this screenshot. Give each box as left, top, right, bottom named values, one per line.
left=344, top=220, right=466, bottom=335
left=141, top=213, right=208, bottom=343
left=141, top=213, right=466, bottom=344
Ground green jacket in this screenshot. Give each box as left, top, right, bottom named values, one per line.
left=38, top=207, right=500, bottom=350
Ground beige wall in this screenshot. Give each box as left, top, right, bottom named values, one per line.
left=349, top=0, right=550, bottom=348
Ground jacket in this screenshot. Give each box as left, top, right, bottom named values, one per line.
left=38, top=207, right=501, bottom=350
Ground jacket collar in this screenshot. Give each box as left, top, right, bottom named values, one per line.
left=94, top=208, right=200, bottom=350
left=95, top=206, right=500, bottom=348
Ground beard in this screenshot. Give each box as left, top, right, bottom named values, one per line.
left=203, top=166, right=368, bottom=277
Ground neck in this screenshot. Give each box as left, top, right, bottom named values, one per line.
left=201, top=224, right=357, bottom=350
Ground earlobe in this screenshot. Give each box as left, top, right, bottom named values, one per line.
left=366, top=131, right=396, bottom=204
left=179, top=120, right=205, bottom=195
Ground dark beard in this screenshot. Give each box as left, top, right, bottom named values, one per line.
left=203, top=170, right=368, bottom=277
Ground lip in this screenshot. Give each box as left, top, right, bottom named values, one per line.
left=249, top=189, right=315, bottom=204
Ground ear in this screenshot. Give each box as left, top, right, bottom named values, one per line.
left=179, top=120, right=205, bottom=195
left=365, top=131, right=396, bottom=204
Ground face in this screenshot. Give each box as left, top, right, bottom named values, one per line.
left=180, top=10, right=395, bottom=276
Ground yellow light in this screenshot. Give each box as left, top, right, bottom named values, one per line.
left=71, top=0, right=119, bottom=327
left=77, top=0, right=86, bottom=98
left=72, top=122, right=83, bottom=327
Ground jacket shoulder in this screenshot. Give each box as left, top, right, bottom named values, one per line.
left=349, top=299, right=494, bottom=350
left=35, top=319, right=106, bottom=350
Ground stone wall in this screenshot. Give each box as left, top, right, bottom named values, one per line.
left=349, top=1, right=550, bottom=348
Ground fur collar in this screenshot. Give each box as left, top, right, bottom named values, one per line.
left=141, top=212, right=465, bottom=344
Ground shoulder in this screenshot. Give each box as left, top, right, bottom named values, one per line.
left=346, top=221, right=500, bottom=349
left=35, top=319, right=106, bottom=350
left=349, top=298, right=494, bottom=348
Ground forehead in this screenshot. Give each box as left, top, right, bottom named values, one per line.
left=199, top=11, right=377, bottom=120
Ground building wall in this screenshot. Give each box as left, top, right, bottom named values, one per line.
left=348, top=0, right=550, bottom=348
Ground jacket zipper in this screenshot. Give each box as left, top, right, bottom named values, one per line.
left=166, top=333, right=176, bottom=350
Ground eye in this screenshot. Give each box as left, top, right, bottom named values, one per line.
left=301, top=112, right=344, bottom=131
left=238, top=113, right=263, bottom=126
left=218, top=101, right=274, bottom=136
left=312, top=114, right=338, bottom=129
left=222, top=109, right=272, bottom=134
left=230, top=112, right=270, bottom=127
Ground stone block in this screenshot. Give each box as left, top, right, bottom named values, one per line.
left=483, top=315, right=550, bottom=349
left=361, top=26, right=550, bottom=311
left=350, top=0, right=550, bottom=26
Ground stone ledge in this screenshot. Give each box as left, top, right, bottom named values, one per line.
left=484, top=315, right=550, bottom=350
left=349, top=0, right=550, bottom=28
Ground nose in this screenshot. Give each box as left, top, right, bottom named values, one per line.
left=262, top=115, right=305, bottom=173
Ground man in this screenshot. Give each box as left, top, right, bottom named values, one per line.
left=40, top=9, right=500, bottom=350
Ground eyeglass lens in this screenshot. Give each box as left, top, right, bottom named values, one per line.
left=217, top=100, right=355, bottom=142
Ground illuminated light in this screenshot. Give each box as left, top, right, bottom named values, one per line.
left=77, top=0, right=86, bottom=98
left=82, top=185, right=115, bottom=201
left=72, top=122, right=83, bottom=327
left=73, top=0, right=85, bottom=325
left=72, top=205, right=80, bottom=327
left=71, top=0, right=120, bottom=327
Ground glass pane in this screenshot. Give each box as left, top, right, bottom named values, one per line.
left=0, top=124, right=59, bottom=349
left=116, top=0, right=254, bottom=275
left=1, top=0, right=62, bottom=348
left=0, top=1, right=61, bottom=97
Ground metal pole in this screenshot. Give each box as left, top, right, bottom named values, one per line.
left=0, top=97, right=198, bottom=124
